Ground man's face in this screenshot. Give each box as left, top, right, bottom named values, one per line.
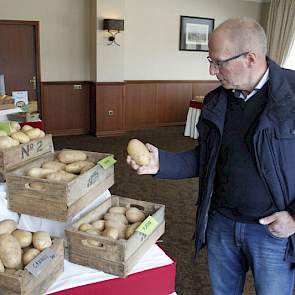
left=208, top=33, right=249, bottom=90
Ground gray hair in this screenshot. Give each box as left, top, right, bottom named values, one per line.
left=215, top=17, right=267, bottom=55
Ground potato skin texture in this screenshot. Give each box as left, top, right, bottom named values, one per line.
left=0, top=234, right=22, bottom=269
left=127, top=139, right=150, bottom=166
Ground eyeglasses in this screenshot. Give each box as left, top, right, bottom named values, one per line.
left=207, top=51, right=249, bottom=68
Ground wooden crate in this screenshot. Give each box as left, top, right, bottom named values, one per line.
left=65, top=195, right=165, bottom=277
left=0, top=134, right=53, bottom=173
left=0, top=238, right=64, bottom=295
left=5, top=150, right=115, bottom=221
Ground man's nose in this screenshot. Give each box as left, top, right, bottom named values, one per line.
left=209, top=63, right=219, bottom=76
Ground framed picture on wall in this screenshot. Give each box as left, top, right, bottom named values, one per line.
left=179, top=16, right=214, bottom=52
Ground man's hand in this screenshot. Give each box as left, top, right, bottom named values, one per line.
left=126, top=143, right=160, bottom=175
left=259, top=211, right=295, bottom=238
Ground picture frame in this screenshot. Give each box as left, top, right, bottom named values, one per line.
left=179, top=16, right=215, bottom=52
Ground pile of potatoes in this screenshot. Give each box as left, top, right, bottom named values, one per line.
left=78, top=206, right=146, bottom=240
left=0, top=219, right=52, bottom=272
left=0, top=122, right=46, bottom=149
left=26, top=150, right=95, bottom=182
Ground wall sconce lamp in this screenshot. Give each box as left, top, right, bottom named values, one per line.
left=103, top=19, right=124, bottom=46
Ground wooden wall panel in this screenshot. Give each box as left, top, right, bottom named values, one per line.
left=156, top=82, right=192, bottom=124
left=192, top=80, right=220, bottom=97
left=41, top=82, right=90, bottom=136
left=96, top=83, right=124, bottom=137
left=125, top=83, right=157, bottom=130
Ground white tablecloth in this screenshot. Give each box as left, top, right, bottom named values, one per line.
left=184, top=107, right=201, bottom=139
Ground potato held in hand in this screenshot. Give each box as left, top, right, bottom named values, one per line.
left=127, top=139, right=151, bottom=166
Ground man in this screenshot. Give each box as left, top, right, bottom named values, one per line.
left=127, top=17, right=295, bottom=295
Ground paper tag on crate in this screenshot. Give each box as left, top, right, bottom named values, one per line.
left=25, top=248, right=57, bottom=277
left=136, top=216, right=158, bottom=238
left=98, top=155, right=117, bottom=169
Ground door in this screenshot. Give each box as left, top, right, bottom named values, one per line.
left=0, top=20, right=41, bottom=104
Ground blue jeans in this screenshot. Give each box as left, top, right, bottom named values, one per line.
left=206, top=210, right=295, bottom=295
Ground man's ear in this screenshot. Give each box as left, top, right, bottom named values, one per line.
left=247, top=52, right=256, bottom=67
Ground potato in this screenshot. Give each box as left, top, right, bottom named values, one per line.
left=126, top=222, right=141, bottom=239
left=25, top=128, right=41, bottom=140
left=41, top=160, right=66, bottom=171
left=104, top=220, right=127, bottom=239
left=0, top=258, right=4, bottom=272
left=102, top=228, right=119, bottom=240
left=108, top=206, right=127, bottom=215
left=26, top=167, right=56, bottom=178
left=0, top=136, right=15, bottom=149
left=10, top=121, right=21, bottom=133
left=0, top=219, right=17, bottom=235
left=46, top=170, right=77, bottom=182
left=10, top=131, right=30, bottom=144
left=79, top=223, right=94, bottom=232
left=12, top=230, right=32, bottom=248
left=57, top=150, right=87, bottom=164
left=0, top=234, right=22, bottom=269
left=104, top=213, right=128, bottom=225
left=65, top=160, right=95, bottom=174
left=126, top=207, right=146, bottom=223
left=91, top=220, right=105, bottom=231
left=21, top=125, right=33, bottom=132
left=39, top=130, right=45, bottom=138
left=32, top=231, right=52, bottom=251
left=22, top=248, right=40, bottom=266
left=127, top=139, right=151, bottom=166
left=85, top=229, right=100, bottom=235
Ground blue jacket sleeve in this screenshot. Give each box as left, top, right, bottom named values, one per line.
left=155, top=146, right=200, bottom=179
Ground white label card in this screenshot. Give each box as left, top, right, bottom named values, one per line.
left=25, top=248, right=57, bottom=277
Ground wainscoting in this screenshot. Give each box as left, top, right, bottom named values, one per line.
left=41, top=80, right=219, bottom=136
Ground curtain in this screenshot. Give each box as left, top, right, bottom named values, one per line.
left=266, top=0, right=295, bottom=65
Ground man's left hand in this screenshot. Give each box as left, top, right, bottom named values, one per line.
left=259, top=211, right=295, bottom=238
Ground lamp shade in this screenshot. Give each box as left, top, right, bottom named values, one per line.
left=103, top=19, right=124, bottom=31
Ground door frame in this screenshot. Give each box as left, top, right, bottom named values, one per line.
left=0, top=19, right=42, bottom=116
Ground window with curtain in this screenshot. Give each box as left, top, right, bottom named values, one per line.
left=283, top=40, right=295, bottom=70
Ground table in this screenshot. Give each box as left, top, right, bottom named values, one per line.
left=184, top=100, right=203, bottom=139
left=47, top=244, right=176, bottom=295
left=0, top=184, right=176, bottom=295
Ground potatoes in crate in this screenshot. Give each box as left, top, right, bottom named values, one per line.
left=78, top=205, right=146, bottom=240
left=0, top=220, right=53, bottom=271
left=0, top=123, right=46, bottom=149
left=25, top=150, right=96, bottom=181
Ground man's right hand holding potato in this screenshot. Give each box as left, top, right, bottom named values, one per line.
left=126, top=139, right=160, bottom=175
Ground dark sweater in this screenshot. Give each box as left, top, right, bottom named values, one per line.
left=212, top=83, right=277, bottom=223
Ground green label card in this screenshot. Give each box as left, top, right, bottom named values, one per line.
left=0, top=122, right=11, bottom=135
left=136, top=216, right=158, bottom=236
left=98, top=155, right=117, bottom=169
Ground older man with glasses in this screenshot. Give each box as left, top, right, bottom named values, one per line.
left=127, top=17, right=295, bottom=295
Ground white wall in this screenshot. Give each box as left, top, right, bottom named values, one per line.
left=0, top=0, right=265, bottom=82
left=0, top=0, right=91, bottom=81
left=124, top=0, right=264, bottom=80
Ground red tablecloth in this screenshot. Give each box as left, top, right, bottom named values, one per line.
left=51, top=261, right=176, bottom=295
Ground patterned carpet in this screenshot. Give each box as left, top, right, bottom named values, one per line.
left=53, top=126, right=257, bottom=295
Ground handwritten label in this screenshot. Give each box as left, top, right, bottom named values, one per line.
left=21, top=140, right=43, bottom=159
left=98, top=156, right=117, bottom=169
left=136, top=216, right=158, bottom=239
left=25, top=248, right=56, bottom=277
left=87, top=168, right=99, bottom=188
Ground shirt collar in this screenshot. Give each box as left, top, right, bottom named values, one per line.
left=233, top=68, right=269, bottom=102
